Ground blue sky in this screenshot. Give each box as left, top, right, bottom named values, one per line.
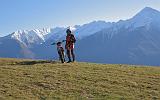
left=0, top=0, right=160, bottom=36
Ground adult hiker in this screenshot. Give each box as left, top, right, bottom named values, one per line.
left=65, top=28, right=76, bottom=63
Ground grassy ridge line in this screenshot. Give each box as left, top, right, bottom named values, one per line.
left=0, top=58, right=56, bottom=65
left=0, top=58, right=160, bottom=100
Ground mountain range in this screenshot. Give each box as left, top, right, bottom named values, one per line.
left=0, top=7, right=160, bottom=66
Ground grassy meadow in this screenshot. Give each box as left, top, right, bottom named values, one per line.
left=0, top=58, right=160, bottom=100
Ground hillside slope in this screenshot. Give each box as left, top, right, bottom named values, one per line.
left=0, top=58, right=160, bottom=100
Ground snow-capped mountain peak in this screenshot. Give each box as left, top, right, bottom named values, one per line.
left=11, top=28, right=51, bottom=46
left=113, top=7, right=160, bottom=30
left=133, top=7, right=160, bottom=21
left=7, top=7, right=160, bottom=46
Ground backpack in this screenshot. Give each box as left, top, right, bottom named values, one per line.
left=70, top=34, right=76, bottom=43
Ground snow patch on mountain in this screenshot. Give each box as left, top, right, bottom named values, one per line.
left=44, top=27, right=66, bottom=41
left=75, top=21, right=112, bottom=39
left=8, top=7, right=160, bottom=46
left=11, top=28, right=51, bottom=45
left=116, top=7, right=160, bottom=30
left=99, top=7, right=160, bottom=37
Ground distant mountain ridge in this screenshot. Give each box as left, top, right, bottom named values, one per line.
left=1, top=7, right=160, bottom=66
left=76, top=7, right=160, bottom=66
left=7, top=21, right=111, bottom=46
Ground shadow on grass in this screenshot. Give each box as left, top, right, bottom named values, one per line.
left=16, top=60, right=57, bottom=65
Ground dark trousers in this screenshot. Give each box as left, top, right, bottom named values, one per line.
left=58, top=51, right=65, bottom=63
left=67, top=49, right=75, bottom=62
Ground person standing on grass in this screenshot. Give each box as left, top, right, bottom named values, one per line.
left=65, top=28, right=76, bottom=63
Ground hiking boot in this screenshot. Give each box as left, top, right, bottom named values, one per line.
left=67, top=61, right=72, bottom=63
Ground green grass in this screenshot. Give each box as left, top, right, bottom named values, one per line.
left=0, top=58, right=160, bottom=100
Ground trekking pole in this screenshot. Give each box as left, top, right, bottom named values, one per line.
left=51, top=40, right=66, bottom=45
left=51, top=42, right=56, bottom=45
left=62, top=40, right=66, bottom=43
